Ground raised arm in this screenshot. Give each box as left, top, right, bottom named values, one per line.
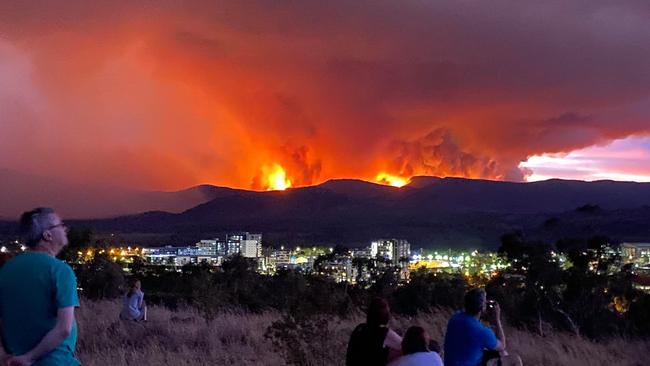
left=489, top=302, right=506, bottom=352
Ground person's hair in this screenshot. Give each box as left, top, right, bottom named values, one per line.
left=19, top=207, right=56, bottom=248
left=366, top=297, right=390, bottom=326
left=127, top=279, right=141, bottom=298
left=402, top=326, right=430, bottom=355
left=465, top=288, right=486, bottom=315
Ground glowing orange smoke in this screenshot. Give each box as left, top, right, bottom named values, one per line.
left=376, top=172, right=409, bottom=187
left=263, top=164, right=292, bottom=191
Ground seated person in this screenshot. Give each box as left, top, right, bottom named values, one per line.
left=444, top=288, right=521, bottom=366
left=346, top=298, right=402, bottom=366
left=388, top=326, right=443, bottom=366
left=120, top=279, right=147, bottom=321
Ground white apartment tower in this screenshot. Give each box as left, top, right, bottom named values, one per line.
left=370, top=239, right=411, bottom=263
left=241, top=233, right=263, bottom=258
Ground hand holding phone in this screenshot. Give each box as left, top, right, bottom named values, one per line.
left=487, top=300, right=501, bottom=323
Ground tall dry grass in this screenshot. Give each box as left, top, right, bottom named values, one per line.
left=76, top=300, right=646, bottom=366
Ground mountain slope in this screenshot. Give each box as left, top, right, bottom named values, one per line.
left=36, top=177, right=650, bottom=248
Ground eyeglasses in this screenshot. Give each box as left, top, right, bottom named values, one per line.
left=48, top=223, right=68, bottom=231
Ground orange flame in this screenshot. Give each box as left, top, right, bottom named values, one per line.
left=376, top=172, right=409, bottom=187
left=264, top=163, right=292, bottom=191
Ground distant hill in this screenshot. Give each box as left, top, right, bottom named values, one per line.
left=47, top=178, right=650, bottom=247
left=2, top=176, right=650, bottom=248
left=400, top=176, right=650, bottom=213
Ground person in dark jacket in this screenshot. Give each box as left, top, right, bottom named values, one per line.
left=346, top=298, right=402, bottom=366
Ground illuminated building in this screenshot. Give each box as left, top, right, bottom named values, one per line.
left=317, top=257, right=356, bottom=283
left=350, top=248, right=371, bottom=258
left=621, top=243, right=650, bottom=263
left=241, top=234, right=263, bottom=258
left=197, top=240, right=217, bottom=256
left=370, top=239, right=411, bottom=264
left=140, top=232, right=263, bottom=266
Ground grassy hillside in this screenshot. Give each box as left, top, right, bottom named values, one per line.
left=76, top=300, right=646, bottom=366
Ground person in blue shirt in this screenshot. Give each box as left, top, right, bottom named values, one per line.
left=0, top=208, right=80, bottom=366
left=444, top=288, right=520, bottom=366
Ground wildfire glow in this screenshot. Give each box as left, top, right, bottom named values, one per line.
left=264, top=164, right=292, bottom=191
left=376, top=173, right=409, bottom=188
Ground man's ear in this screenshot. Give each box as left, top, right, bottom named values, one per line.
left=42, top=230, right=52, bottom=242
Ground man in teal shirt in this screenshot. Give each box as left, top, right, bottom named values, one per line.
left=0, top=208, right=80, bottom=366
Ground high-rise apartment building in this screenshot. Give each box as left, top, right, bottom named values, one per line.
left=370, top=239, right=411, bottom=263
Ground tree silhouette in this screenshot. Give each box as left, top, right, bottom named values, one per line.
left=59, top=227, right=93, bottom=263
left=77, top=253, right=125, bottom=299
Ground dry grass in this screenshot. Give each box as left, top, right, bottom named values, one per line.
left=76, top=300, right=646, bottom=366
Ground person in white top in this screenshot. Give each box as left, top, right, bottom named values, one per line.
left=120, top=279, right=147, bottom=321
left=388, top=326, right=443, bottom=366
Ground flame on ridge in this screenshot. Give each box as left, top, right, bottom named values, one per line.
left=264, top=163, right=292, bottom=191
left=376, top=172, right=409, bottom=187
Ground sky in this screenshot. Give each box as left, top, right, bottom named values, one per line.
left=1, top=0, right=650, bottom=192
left=521, top=135, right=650, bottom=182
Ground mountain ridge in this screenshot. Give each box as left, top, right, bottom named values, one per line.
left=3, top=175, right=650, bottom=248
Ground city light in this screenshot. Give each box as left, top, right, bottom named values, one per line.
left=47, top=239, right=521, bottom=287
left=6, top=232, right=639, bottom=295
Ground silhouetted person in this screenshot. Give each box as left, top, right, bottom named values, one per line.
left=388, top=326, right=443, bottom=366
left=346, top=298, right=402, bottom=366
left=444, top=288, right=522, bottom=366
left=0, top=208, right=80, bottom=366
left=120, top=279, right=147, bottom=321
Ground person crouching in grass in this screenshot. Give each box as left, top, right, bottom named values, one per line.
left=120, top=279, right=147, bottom=322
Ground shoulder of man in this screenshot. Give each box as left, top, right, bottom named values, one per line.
left=54, top=257, right=75, bottom=268
left=51, top=258, right=77, bottom=278
left=448, top=311, right=466, bottom=325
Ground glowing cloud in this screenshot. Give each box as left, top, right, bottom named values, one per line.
left=0, top=1, right=649, bottom=195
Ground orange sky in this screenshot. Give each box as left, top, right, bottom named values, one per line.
left=1, top=1, right=650, bottom=191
